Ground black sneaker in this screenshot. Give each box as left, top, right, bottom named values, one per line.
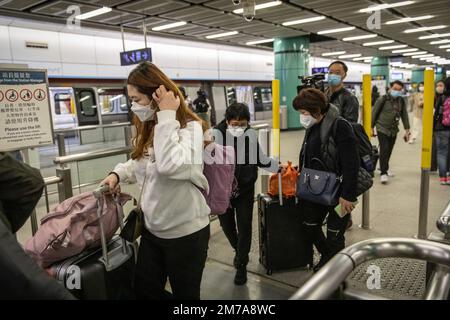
left=234, top=265, right=247, bottom=285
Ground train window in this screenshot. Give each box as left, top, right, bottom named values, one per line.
left=78, top=90, right=97, bottom=117
left=53, top=92, right=74, bottom=115
left=98, top=88, right=128, bottom=114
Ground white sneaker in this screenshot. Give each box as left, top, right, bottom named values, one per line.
left=381, top=174, right=389, bottom=184
left=387, top=171, right=395, bottom=177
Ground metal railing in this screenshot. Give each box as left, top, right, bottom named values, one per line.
left=54, top=146, right=132, bottom=165
left=290, top=238, right=450, bottom=300
left=53, top=122, right=131, bottom=134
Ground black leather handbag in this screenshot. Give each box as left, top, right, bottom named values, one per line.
left=120, top=176, right=146, bottom=242
left=296, top=158, right=342, bottom=207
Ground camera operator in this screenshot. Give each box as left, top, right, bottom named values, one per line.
left=325, top=61, right=359, bottom=123
left=193, top=89, right=211, bottom=126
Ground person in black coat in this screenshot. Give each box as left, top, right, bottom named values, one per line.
left=0, top=152, right=74, bottom=299
left=213, top=103, right=278, bottom=285
left=294, top=88, right=360, bottom=272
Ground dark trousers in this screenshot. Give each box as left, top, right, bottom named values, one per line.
left=134, top=225, right=210, bottom=300
left=378, top=132, right=397, bottom=175
left=218, top=188, right=254, bottom=266
left=302, top=201, right=350, bottom=264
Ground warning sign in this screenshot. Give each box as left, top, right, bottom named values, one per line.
left=20, top=89, right=32, bottom=101
left=34, top=88, right=46, bottom=101
left=0, top=69, right=53, bottom=151
left=5, top=89, right=18, bottom=102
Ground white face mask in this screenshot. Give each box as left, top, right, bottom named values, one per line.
left=436, top=87, right=444, bottom=95
left=228, top=126, right=246, bottom=137
left=419, top=87, right=424, bottom=93
left=131, top=101, right=155, bottom=122
left=299, top=114, right=317, bottom=129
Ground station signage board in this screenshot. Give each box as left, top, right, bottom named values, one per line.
left=120, top=48, right=152, bottom=66
left=312, top=67, right=329, bottom=74
left=0, top=69, right=53, bottom=151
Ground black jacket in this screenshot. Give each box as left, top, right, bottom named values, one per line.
left=214, top=120, right=277, bottom=195
left=299, top=106, right=360, bottom=202
left=326, top=87, right=360, bottom=123
left=0, top=152, right=75, bottom=300
left=434, top=94, right=450, bottom=132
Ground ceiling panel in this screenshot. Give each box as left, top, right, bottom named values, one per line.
left=118, top=0, right=190, bottom=16
left=0, top=0, right=48, bottom=10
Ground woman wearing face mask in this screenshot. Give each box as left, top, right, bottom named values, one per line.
left=431, top=80, right=446, bottom=172
left=213, top=103, right=278, bottom=285
left=433, top=77, right=450, bottom=185
left=409, top=82, right=425, bottom=144
left=294, top=88, right=359, bottom=272
left=101, top=62, right=210, bottom=300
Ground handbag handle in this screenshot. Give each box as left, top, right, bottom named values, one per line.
left=305, top=173, right=331, bottom=196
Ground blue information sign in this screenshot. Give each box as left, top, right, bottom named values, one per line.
left=120, top=48, right=152, bottom=66
left=312, top=67, right=329, bottom=74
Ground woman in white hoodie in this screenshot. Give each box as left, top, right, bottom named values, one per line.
left=101, top=62, right=210, bottom=300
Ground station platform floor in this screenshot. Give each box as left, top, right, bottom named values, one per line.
left=15, top=125, right=450, bottom=300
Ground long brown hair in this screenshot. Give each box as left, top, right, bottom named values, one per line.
left=127, top=62, right=207, bottom=160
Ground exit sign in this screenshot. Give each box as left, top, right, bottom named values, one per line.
left=120, top=48, right=152, bottom=66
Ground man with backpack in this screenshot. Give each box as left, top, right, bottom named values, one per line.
left=213, top=103, right=278, bottom=285
left=325, top=60, right=360, bottom=123
left=372, top=80, right=411, bottom=184
left=434, top=77, right=450, bottom=185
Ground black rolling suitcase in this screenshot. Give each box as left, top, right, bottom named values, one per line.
left=258, top=174, right=313, bottom=275
left=48, top=186, right=136, bottom=300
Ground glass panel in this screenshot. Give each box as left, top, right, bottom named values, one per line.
left=97, top=88, right=128, bottom=114
left=79, top=90, right=96, bottom=117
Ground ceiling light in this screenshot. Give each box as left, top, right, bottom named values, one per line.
left=392, top=48, right=419, bottom=53
left=246, top=38, right=274, bottom=45
left=419, top=33, right=450, bottom=39
left=404, top=25, right=447, bottom=33
left=321, top=51, right=346, bottom=56
left=430, top=39, right=450, bottom=45
left=353, top=56, right=373, bottom=61
left=412, top=54, right=434, bottom=59
left=282, top=16, right=326, bottom=26
left=206, top=31, right=239, bottom=39
left=152, top=21, right=187, bottom=31
left=342, top=34, right=377, bottom=41
left=317, top=26, right=356, bottom=35
left=233, top=1, right=282, bottom=14
left=386, top=15, right=434, bottom=25
left=359, top=1, right=415, bottom=13
left=75, top=6, right=112, bottom=20
left=363, top=40, right=395, bottom=46
left=447, top=49, right=450, bottom=52
left=439, top=44, right=450, bottom=49
left=403, top=51, right=427, bottom=56
left=364, top=60, right=372, bottom=63
left=379, top=44, right=408, bottom=50
left=338, top=54, right=362, bottom=59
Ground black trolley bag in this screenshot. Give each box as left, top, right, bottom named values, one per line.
left=257, top=173, right=313, bottom=275
left=48, top=185, right=137, bottom=300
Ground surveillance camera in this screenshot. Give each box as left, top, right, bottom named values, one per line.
left=232, top=0, right=241, bottom=5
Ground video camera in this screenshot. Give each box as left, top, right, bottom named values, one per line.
left=297, top=73, right=326, bottom=94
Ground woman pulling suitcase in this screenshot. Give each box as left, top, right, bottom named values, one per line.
left=294, top=88, right=360, bottom=272
left=101, top=62, right=210, bottom=300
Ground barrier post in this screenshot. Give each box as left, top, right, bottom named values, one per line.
left=360, top=74, right=372, bottom=230
left=417, top=69, right=435, bottom=239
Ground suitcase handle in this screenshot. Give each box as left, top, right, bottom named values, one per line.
left=277, top=172, right=283, bottom=206
left=94, top=185, right=131, bottom=272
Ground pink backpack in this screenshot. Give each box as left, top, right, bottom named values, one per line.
left=202, top=142, right=236, bottom=215
left=442, top=97, right=450, bottom=127
left=24, top=191, right=131, bottom=268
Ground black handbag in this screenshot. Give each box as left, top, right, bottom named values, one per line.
left=296, top=158, right=342, bottom=207
left=120, top=176, right=146, bottom=242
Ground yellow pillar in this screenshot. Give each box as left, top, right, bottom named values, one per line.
left=272, top=79, right=280, bottom=157
left=421, top=69, right=435, bottom=169
left=362, top=74, right=372, bottom=136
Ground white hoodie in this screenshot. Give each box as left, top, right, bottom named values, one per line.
left=113, top=110, right=210, bottom=239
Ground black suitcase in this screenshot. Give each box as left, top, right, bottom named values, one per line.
left=48, top=186, right=137, bottom=300
left=258, top=176, right=313, bottom=275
